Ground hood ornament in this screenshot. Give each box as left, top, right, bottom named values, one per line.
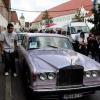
left=70, top=56, right=79, bottom=65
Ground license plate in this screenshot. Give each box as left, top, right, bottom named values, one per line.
left=63, top=93, right=83, bottom=99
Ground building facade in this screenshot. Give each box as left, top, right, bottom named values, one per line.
left=31, top=0, right=93, bottom=30
left=0, top=0, right=10, bottom=30
left=11, top=11, right=20, bottom=33
left=20, top=13, right=25, bottom=30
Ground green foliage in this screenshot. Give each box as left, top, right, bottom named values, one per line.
left=74, top=9, right=85, bottom=22
left=42, top=10, right=53, bottom=25
left=88, top=4, right=100, bottom=35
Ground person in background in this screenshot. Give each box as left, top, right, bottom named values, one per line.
left=0, top=23, right=18, bottom=77
left=73, top=30, right=82, bottom=52
left=57, top=29, right=62, bottom=34
left=96, top=36, right=100, bottom=62
left=77, top=29, right=82, bottom=34
left=77, top=32, right=87, bottom=55
left=74, top=30, right=82, bottom=41
left=87, top=33, right=99, bottom=60
left=62, top=31, right=66, bottom=36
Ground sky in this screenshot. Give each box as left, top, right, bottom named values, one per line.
left=11, top=0, right=70, bottom=22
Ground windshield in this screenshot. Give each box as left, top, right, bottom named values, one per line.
left=28, top=36, right=72, bottom=50
left=71, top=26, right=89, bottom=34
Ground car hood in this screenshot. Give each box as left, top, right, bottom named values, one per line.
left=28, top=49, right=100, bottom=73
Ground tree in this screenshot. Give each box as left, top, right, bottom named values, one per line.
left=88, top=4, right=100, bottom=35
left=42, top=10, right=53, bottom=26
left=74, top=9, right=85, bottom=22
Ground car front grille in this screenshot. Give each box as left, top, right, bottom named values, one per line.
left=56, top=65, right=84, bottom=86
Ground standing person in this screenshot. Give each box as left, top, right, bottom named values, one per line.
left=96, top=36, right=100, bottom=62
left=87, top=33, right=99, bottom=59
left=73, top=30, right=82, bottom=52
left=78, top=32, right=87, bottom=55
left=74, top=30, right=82, bottom=41
left=0, top=23, right=17, bottom=77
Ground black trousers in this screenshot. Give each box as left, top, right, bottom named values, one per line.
left=4, top=51, right=16, bottom=74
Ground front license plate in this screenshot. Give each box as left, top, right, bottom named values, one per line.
left=63, top=93, right=83, bottom=99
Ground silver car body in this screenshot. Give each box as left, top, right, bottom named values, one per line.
left=18, top=33, right=100, bottom=99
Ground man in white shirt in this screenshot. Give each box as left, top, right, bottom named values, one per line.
left=0, top=23, right=17, bottom=77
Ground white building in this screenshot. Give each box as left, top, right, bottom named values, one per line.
left=32, top=0, right=93, bottom=30
left=20, top=13, right=25, bottom=29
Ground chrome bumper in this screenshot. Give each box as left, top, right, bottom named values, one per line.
left=32, top=84, right=100, bottom=93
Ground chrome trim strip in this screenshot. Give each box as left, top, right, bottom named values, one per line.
left=33, top=84, right=100, bottom=92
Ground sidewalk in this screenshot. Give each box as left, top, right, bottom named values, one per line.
left=0, top=55, right=26, bottom=100
left=0, top=55, right=5, bottom=100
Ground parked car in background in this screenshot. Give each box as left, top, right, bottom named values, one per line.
left=64, top=22, right=90, bottom=41
left=18, top=33, right=100, bottom=99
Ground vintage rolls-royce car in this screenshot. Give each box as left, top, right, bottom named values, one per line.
left=18, top=33, right=100, bottom=99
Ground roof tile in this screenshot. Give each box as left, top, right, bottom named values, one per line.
left=33, top=0, right=93, bottom=23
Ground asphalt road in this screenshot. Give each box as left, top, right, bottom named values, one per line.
left=0, top=56, right=26, bottom=100
left=0, top=55, right=100, bottom=100
left=0, top=58, right=5, bottom=100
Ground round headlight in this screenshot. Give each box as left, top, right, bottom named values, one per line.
left=47, top=73, right=55, bottom=80
left=39, top=73, right=47, bottom=80
left=92, top=71, right=97, bottom=77
left=86, top=71, right=91, bottom=78
left=92, top=73, right=97, bottom=77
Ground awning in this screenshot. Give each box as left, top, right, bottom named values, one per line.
left=48, top=23, right=66, bottom=29
left=46, top=23, right=56, bottom=27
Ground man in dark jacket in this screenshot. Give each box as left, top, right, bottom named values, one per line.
left=87, top=34, right=99, bottom=59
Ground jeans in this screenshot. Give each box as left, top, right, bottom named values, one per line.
left=4, top=51, right=16, bottom=74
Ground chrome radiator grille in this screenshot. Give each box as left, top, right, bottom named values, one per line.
left=57, top=65, right=84, bottom=86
